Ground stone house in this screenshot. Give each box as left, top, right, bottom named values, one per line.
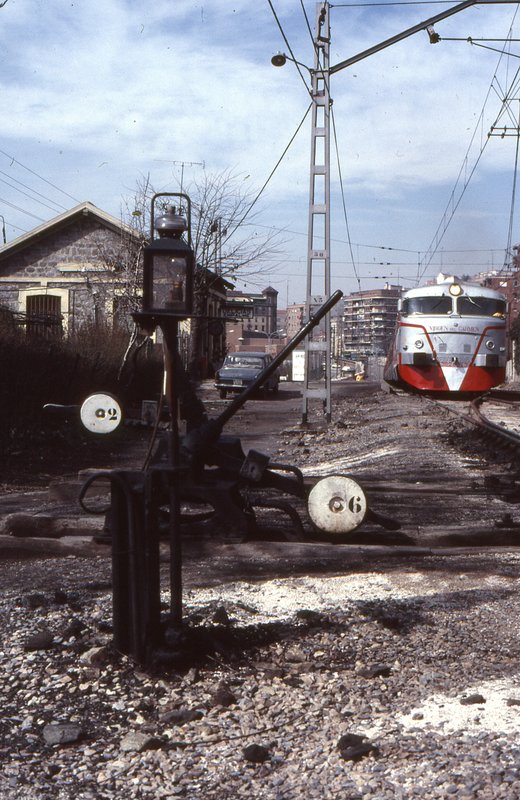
left=0, top=201, right=231, bottom=379
left=0, top=201, right=143, bottom=338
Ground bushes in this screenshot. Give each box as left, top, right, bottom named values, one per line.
left=0, top=324, right=163, bottom=451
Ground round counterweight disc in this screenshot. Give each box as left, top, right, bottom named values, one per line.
left=307, top=475, right=367, bottom=535
left=80, top=393, right=123, bottom=434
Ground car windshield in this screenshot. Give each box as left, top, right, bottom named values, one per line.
left=224, top=356, right=265, bottom=369
left=401, top=296, right=453, bottom=315
left=456, top=296, right=506, bottom=317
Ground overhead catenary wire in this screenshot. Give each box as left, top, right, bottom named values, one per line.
left=331, top=105, right=361, bottom=291
left=331, top=1, right=473, bottom=6
left=0, top=169, right=68, bottom=213
left=0, top=196, right=46, bottom=223
left=491, top=70, right=520, bottom=129
left=299, top=0, right=315, bottom=46
left=267, top=0, right=312, bottom=97
left=0, top=147, right=81, bottom=205
left=220, top=103, right=312, bottom=246
left=461, top=40, right=520, bottom=59
left=298, top=0, right=331, bottom=98
left=243, top=221, right=509, bottom=257
left=417, top=12, right=520, bottom=284
left=329, top=2, right=520, bottom=290
left=503, top=100, right=520, bottom=267
left=0, top=148, right=82, bottom=237
left=0, top=174, right=66, bottom=215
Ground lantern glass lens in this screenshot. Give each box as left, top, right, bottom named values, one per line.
left=152, top=255, right=187, bottom=311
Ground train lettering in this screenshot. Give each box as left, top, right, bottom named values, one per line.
left=429, top=325, right=480, bottom=333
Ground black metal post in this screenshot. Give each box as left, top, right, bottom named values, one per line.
left=161, top=323, right=183, bottom=627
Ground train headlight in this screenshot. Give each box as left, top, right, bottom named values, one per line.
left=449, top=283, right=463, bottom=297
left=414, top=339, right=424, bottom=349
left=486, top=339, right=495, bottom=350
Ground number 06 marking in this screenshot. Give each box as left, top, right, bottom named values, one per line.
left=348, top=495, right=364, bottom=515
left=307, top=475, right=367, bottom=535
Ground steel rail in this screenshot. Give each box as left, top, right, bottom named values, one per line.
left=467, top=395, right=520, bottom=448
left=408, top=390, right=520, bottom=450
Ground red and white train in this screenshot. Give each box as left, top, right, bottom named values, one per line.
left=384, top=277, right=507, bottom=394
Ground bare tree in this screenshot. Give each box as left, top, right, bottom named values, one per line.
left=84, top=223, right=145, bottom=333
left=121, top=169, right=284, bottom=379
left=189, top=169, right=282, bottom=285
left=81, top=176, right=152, bottom=334
left=188, top=170, right=284, bottom=378
left=129, top=169, right=283, bottom=284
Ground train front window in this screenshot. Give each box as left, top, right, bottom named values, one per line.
left=457, top=296, right=506, bottom=317
left=401, top=296, right=453, bottom=315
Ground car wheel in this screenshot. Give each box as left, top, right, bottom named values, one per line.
left=219, top=389, right=227, bottom=399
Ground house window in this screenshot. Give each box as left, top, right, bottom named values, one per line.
left=25, top=294, right=63, bottom=339
left=19, top=287, right=69, bottom=337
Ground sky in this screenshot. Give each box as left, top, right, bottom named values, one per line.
left=1, top=0, right=520, bottom=306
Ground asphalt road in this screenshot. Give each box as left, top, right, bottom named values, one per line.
left=198, top=378, right=381, bottom=455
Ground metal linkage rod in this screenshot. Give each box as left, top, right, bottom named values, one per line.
left=216, top=289, right=343, bottom=431
left=181, top=291, right=343, bottom=464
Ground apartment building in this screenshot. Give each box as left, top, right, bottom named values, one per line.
left=343, top=284, right=401, bottom=356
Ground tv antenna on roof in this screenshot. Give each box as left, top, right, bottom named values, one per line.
left=155, top=160, right=205, bottom=196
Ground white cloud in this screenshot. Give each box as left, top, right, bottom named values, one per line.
left=0, top=0, right=519, bottom=299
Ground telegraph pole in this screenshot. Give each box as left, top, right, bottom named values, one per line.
left=302, top=3, right=332, bottom=424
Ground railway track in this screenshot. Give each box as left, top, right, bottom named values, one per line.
left=424, top=388, right=520, bottom=451
left=312, top=383, right=520, bottom=548
left=3, top=383, right=520, bottom=552
left=244, top=386, right=520, bottom=547
left=386, top=380, right=520, bottom=448
left=468, top=390, right=520, bottom=448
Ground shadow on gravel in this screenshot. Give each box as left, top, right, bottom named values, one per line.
left=145, top=609, right=344, bottom=672
left=356, top=587, right=517, bottom=629
left=181, top=538, right=520, bottom=590
left=142, top=585, right=517, bottom=672
left=437, top=531, right=520, bottom=547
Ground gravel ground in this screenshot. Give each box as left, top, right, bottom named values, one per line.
left=1, top=383, right=520, bottom=799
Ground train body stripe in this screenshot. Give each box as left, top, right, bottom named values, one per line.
left=459, top=366, right=506, bottom=392
left=398, top=362, right=506, bottom=393
left=398, top=362, right=449, bottom=391
left=441, top=366, right=468, bottom=391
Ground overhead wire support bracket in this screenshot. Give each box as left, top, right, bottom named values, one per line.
left=329, top=0, right=520, bottom=75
